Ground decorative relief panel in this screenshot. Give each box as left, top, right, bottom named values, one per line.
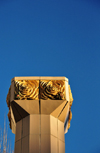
left=14, top=80, right=39, bottom=100
left=40, top=80, right=65, bottom=100
left=68, top=85, right=73, bottom=129
left=6, top=86, right=11, bottom=128
left=14, top=80, right=65, bottom=100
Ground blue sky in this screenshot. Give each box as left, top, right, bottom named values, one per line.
left=0, top=0, right=100, bottom=152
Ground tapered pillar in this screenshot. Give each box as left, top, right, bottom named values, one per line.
left=14, top=115, right=65, bottom=153
left=6, top=77, right=73, bottom=153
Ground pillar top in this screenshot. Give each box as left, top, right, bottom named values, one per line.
left=6, top=76, right=73, bottom=134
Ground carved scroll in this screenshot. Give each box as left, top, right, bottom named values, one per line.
left=14, top=80, right=39, bottom=100
left=40, top=80, right=65, bottom=100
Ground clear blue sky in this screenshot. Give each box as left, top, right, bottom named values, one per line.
left=0, top=0, right=100, bottom=152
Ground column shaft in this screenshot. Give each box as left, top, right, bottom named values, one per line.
left=14, top=115, right=65, bottom=153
